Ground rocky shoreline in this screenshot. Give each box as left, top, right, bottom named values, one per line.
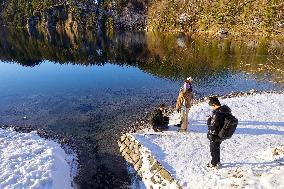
left=0, top=123, right=129, bottom=188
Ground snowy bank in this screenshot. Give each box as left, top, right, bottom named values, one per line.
left=0, top=128, right=77, bottom=189
left=134, top=93, right=284, bottom=189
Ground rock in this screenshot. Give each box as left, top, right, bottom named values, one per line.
left=218, top=28, right=229, bottom=38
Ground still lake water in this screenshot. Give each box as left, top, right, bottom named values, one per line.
left=0, top=28, right=283, bottom=188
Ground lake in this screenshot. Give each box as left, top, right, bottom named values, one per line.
left=0, top=27, right=283, bottom=188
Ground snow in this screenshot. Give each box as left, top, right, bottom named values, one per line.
left=134, top=93, right=284, bottom=189
left=0, top=128, right=77, bottom=189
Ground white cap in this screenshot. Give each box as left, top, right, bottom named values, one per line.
left=186, top=77, right=193, bottom=81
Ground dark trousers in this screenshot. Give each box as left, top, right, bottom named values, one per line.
left=210, top=141, right=221, bottom=165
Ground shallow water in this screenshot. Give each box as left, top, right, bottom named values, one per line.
left=0, top=27, right=283, bottom=188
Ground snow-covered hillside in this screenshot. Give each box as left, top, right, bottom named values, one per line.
left=135, top=93, right=284, bottom=189
left=0, top=128, right=77, bottom=189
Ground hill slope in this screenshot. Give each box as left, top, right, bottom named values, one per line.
left=0, top=0, right=283, bottom=34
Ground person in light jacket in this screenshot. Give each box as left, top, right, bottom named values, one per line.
left=175, top=77, right=193, bottom=132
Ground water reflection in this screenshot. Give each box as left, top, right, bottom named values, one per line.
left=1, top=27, right=284, bottom=88
left=0, top=27, right=284, bottom=188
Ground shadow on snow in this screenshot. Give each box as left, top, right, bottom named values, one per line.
left=189, top=120, right=284, bottom=135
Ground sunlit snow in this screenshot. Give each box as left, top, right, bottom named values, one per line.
left=135, top=93, right=284, bottom=189
left=0, top=129, right=77, bottom=189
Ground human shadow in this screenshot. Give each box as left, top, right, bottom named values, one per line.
left=238, top=121, right=284, bottom=127
left=236, top=127, right=284, bottom=135
left=221, top=160, right=284, bottom=169
left=188, top=120, right=284, bottom=136
left=134, top=134, right=177, bottom=176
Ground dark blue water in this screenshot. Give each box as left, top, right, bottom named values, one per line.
left=0, top=61, right=278, bottom=98
left=0, top=61, right=177, bottom=96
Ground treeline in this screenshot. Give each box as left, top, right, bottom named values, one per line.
left=1, top=0, right=100, bottom=28
left=148, top=0, right=284, bottom=34
left=0, top=0, right=147, bottom=31
left=0, top=0, right=283, bottom=34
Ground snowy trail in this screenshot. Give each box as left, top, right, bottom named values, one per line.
left=135, top=93, right=284, bottom=189
left=0, top=129, right=77, bottom=189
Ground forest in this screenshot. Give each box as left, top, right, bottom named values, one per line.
left=0, top=0, right=283, bottom=34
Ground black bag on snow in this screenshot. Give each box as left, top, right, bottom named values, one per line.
left=218, top=113, right=238, bottom=140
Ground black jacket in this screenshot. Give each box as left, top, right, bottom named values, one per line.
left=207, top=105, right=231, bottom=142
left=151, top=109, right=164, bottom=128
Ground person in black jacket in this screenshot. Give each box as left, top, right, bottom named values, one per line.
left=207, top=97, right=231, bottom=168
left=151, top=104, right=169, bottom=132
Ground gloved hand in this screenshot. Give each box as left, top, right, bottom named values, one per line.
left=209, top=129, right=218, bottom=136
left=207, top=116, right=212, bottom=125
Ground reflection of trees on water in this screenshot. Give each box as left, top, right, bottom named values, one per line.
left=238, top=38, right=284, bottom=86
left=240, top=57, right=284, bottom=85
left=140, top=33, right=284, bottom=84
left=0, top=27, right=148, bottom=67
left=0, top=27, right=284, bottom=84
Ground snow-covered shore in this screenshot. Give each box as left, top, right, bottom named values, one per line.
left=0, top=128, right=77, bottom=189
left=134, top=93, right=284, bottom=189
